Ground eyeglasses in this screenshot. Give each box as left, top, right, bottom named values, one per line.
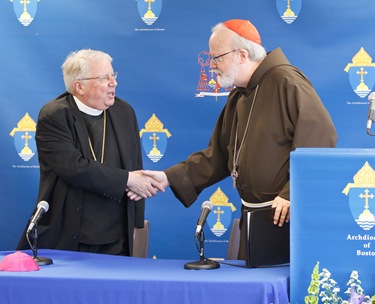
left=211, top=50, right=237, bottom=65
left=78, top=72, right=118, bottom=83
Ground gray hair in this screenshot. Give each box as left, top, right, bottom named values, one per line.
left=212, top=23, right=267, bottom=62
left=61, top=49, right=113, bottom=93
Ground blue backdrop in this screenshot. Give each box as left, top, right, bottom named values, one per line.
left=1, top=0, right=375, bottom=265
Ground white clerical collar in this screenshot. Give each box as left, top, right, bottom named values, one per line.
left=73, top=96, right=103, bottom=116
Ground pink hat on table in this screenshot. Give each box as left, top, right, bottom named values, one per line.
left=0, top=251, right=40, bottom=272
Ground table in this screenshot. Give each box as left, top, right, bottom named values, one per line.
left=0, top=250, right=289, bottom=304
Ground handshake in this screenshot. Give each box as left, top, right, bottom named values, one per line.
left=126, top=170, right=170, bottom=201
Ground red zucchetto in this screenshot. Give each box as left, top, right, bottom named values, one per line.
left=223, top=19, right=262, bottom=45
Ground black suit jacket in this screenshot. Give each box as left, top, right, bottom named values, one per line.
left=18, top=92, right=145, bottom=255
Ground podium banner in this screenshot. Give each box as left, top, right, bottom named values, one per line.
left=291, top=148, right=375, bottom=302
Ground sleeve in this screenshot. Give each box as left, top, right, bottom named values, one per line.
left=164, top=101, right=237, bottom=207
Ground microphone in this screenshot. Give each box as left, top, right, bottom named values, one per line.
left=195, top=201, right=213, bottom=237
left=367, top=92, right=375, bottom=134
left=27, top=201, right=49, bottom=233
left=184, top=200, right=220, bottom=270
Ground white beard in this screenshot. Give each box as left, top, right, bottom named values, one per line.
left=216, top=59, right=240, bottom=88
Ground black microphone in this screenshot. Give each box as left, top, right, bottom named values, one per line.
left=367, top=92, right=375, bottom=134
left=195, top=201, right=213, bottom=237
left=27, top=201, right=49, bottom=233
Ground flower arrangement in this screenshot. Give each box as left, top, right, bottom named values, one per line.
left=305, top=262, right=375, bottom=304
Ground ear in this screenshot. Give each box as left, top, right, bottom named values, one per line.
left=72, top=80, right=85, bottom=95
left=238, top=49, right=248, bottom=63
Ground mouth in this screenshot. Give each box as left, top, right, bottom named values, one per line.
left=108, top=92, right=115, bottom=98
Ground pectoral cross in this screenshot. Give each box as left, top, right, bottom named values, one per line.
left=231, top=165, right=238, bottom=188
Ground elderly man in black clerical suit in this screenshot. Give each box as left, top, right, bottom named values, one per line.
left=18, top=49, right=164, bottom=256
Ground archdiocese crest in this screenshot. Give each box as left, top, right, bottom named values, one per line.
left=206, top=187, right=236, bottom=237
left=276, top=0, right=301, bottom=25
left=344, top=47, right=375, bottom=98
left=139, top=113, right=171, bottom=163
left=343, top=162, right=375, bottom=230
left=137, top=0, right=162, bottom=26
left=9, top=113, right=37, bottom=161
left=195, top=51, right=233, bottom=100
left=9, top=0, right=41, bottom=27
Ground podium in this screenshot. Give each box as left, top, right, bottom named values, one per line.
left=290, top=148, right=375, bottom=303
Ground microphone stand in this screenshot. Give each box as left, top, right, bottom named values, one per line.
left=27, top=226, right=53, bottom=266
left=184, top=230, right=220, bottom=270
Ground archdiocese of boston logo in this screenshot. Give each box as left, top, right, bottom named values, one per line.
left=139, top=113, right=171, bottom=163
left=343, top=162, right=375, bottom=231
left=344, top=47, right=375, bottom=98
left=137, top=0, right=162, bottom=26
left=206, top=187, right=236, bottom=237
left=9, top=0, right=40, bottom=27
left=9, top=113, right=37, bottom=162
left=276, top=0, right=301, bottom=25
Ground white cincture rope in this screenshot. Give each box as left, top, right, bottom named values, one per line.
left=241, top=199, right=274, bottom=209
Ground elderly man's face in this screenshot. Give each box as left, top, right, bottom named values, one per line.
left=79, top=59, right=117, bottom=110
left=209, top=31, right=240, bottom=88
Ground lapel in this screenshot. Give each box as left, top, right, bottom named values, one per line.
left=107, top=99, right=131, bottom=170
left=66, top=95, right=92, bottom=160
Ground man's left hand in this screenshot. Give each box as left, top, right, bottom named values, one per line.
left=272, top=196, right=290, bottom=227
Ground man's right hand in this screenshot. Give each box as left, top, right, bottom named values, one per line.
left=141, top=170, right=170, bottom=188
left=126, top=170, right=166, bottom=201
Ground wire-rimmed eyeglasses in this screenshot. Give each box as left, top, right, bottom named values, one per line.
left=211, top=50, right=237, bottom=65
left=78, top=72, right=118, bottom=83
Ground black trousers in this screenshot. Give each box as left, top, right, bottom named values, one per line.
left=78, top=238, right=129, bottom=256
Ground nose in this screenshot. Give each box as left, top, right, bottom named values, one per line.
left=209, top=59, right=217, bottom=68
left=109, top=76, right=117, bottom=86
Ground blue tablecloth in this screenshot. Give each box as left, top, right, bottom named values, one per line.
left=0, top=250, right=289, bottom=304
